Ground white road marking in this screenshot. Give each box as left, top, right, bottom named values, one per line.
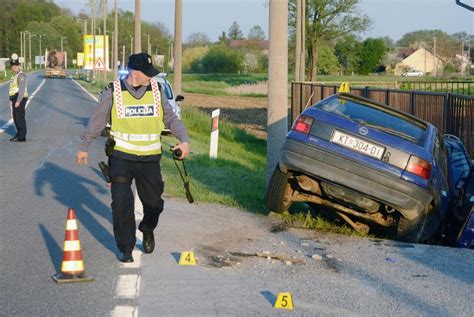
left=110, top=306, right=138, bottom=317
left=114, top=274, right=140, bottom=299
left=0, top=78, right=46, bottom=134
left=70, top=76, right=99, bottom=102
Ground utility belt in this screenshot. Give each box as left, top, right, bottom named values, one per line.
left=99, top=136, right=132, bottom=184
left=9, top=94, right=27, bottom=102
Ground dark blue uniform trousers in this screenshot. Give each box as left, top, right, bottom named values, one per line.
left=11, top=98, right=27, bottom=139
left=109, top=155, right=164, bottom=253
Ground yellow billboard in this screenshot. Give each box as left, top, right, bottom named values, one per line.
left=83, top=35, right=109, bottom=70
left=77, top=53, right=84, bottom=67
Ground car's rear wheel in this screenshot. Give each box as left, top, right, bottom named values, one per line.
left=266, top=166, right=293, bottom=213
left=395, top=204, right=436, bottom=243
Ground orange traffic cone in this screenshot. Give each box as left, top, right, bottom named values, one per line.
left=52, top=208, right=93, bottom=283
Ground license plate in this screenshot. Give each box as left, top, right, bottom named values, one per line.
left=331, top=130, right=385, bottom=160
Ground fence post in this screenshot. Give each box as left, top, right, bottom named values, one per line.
left=364, top=86, right=369, bottom=98
left=385, top=89, right=390, bottom=105
left=444, top=92, right=451, bottom=134
left=410, top=91, right=415, bottom=115
left=321, top=84, right=325, bottom=99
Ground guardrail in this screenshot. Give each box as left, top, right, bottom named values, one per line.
left=291, top=82, right=473, bottom=157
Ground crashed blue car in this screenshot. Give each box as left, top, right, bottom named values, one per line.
left=266, top=93, right=472, bottom=243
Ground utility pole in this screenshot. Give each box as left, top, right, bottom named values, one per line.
left=92, top=0, right=96, bottom=82
left=114, top=0, right=118, bottom=80
left=267, top=0, right=288, bottom=185
left=20, top=31, right=23, bottom=68
left=173, top=0, right=182, bottom=95
left=295, top=0, right=305, bottom=82
left=122, top=45, right=125, bottom=70
left=147, top=34, right=151, bottom=55
left=134, top=0, right=141, bottom=53
left=461, top=41, right=465, bottom=77
left=102, top=0, right=107, bottom=83
left=39, top=35, right=43, bottom=67
left=61, top=37, right=67, bottom=52
left=28, top=32, right=32, bottom=70
left=24, top=32, right=29, bottom=70
left=433, top=36, right=437, bottom=77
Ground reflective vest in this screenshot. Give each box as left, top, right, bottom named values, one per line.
left=9, top=72, right=28, bottom=98
left=110, top=80, right=165, bottom=156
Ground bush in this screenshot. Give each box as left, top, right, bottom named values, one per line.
left=183, top=46, right=209, bottom=72
left=191, top=45, right=245, bottom=73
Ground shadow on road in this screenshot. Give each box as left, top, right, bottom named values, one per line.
left=34, top=162, right=116, bottom=254
left=39, top=223, right=62, bottom=273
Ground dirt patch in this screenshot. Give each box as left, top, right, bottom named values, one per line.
left=184, top=93, right=268, bottom=109
left=184, top=93, right=268, bottom=139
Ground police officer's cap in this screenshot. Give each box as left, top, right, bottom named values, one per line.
left=127, top=53, right=159, bottom=77
left=10, top=53, right=20, bottom=66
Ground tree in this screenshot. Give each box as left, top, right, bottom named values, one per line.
left=227, top=21, right=244, bottom=40
left=0, top=0, right=61, bottom=57
left=317, top=46, right=340, bottom=75
left=334, top=34, right=361, bottom=75
left=218, top=31, right=229, bottom=45
left=289, top=0, right=370, bottom=81
left=186, top=32, right=210, bottom=48
left=248, top=25, right=266, bottom=40
left=358, top=38, right=387, bottom=75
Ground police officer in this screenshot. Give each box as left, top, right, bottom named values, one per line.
left=9, top=54, right=28, bottom=142
left=76, top=53, right=190, bottom=263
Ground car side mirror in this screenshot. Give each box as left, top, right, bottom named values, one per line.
left=175, top=95, right=184, bottom=102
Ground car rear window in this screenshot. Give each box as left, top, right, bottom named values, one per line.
left=314, top=95, right=427, bottom=144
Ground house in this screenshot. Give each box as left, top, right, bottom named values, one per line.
left=395, top=47, right=444, bottom=76
left=229, top=40, right=269, bottom=54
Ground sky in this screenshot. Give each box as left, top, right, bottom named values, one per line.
left=55, top=0, right=474, bottom=42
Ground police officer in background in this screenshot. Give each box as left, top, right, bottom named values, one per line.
left=76, top=53, right=190, bottom=263
left=9, top=54, right=28, bottom=142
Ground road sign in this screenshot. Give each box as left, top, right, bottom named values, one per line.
left=94, top=57, right=105, bottom=70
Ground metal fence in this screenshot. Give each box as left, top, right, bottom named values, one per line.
left=399, top=80, right=474, bottom=95
left=291, top=82, right=474, bottom=157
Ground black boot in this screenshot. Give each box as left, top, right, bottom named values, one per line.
left=118, top=251, right=134, bottom=263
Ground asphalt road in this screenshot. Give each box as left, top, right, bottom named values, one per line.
left=1, top=73, right=473, bottom=316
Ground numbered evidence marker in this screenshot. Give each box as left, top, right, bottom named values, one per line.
left=179, top=251, right=196, bottom=266
left=274, top=292, right=294, bottom=310
left=338, top=82, right=350, bottom=93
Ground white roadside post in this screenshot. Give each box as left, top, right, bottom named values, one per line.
left=209, top=109, right=220, bottom=159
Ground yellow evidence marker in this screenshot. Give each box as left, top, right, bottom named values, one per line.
left=274, top=292, right=294, bottom=310
left=179, top=251, right=196, bottom=265
left=338, top=82, right=350, bottom=93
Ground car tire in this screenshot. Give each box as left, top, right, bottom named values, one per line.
left=396, top=204, right=435, bottom=243
left=266, top=166, right=293, bottom=213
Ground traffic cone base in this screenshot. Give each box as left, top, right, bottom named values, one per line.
left=52, top=272, right=94, bottom=284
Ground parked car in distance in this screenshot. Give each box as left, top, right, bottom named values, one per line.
left=153, top=72, right=184, bottom=120
left=401, top=69, right=424, bottom=77
left=266, top=93, right=470, bottom=243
